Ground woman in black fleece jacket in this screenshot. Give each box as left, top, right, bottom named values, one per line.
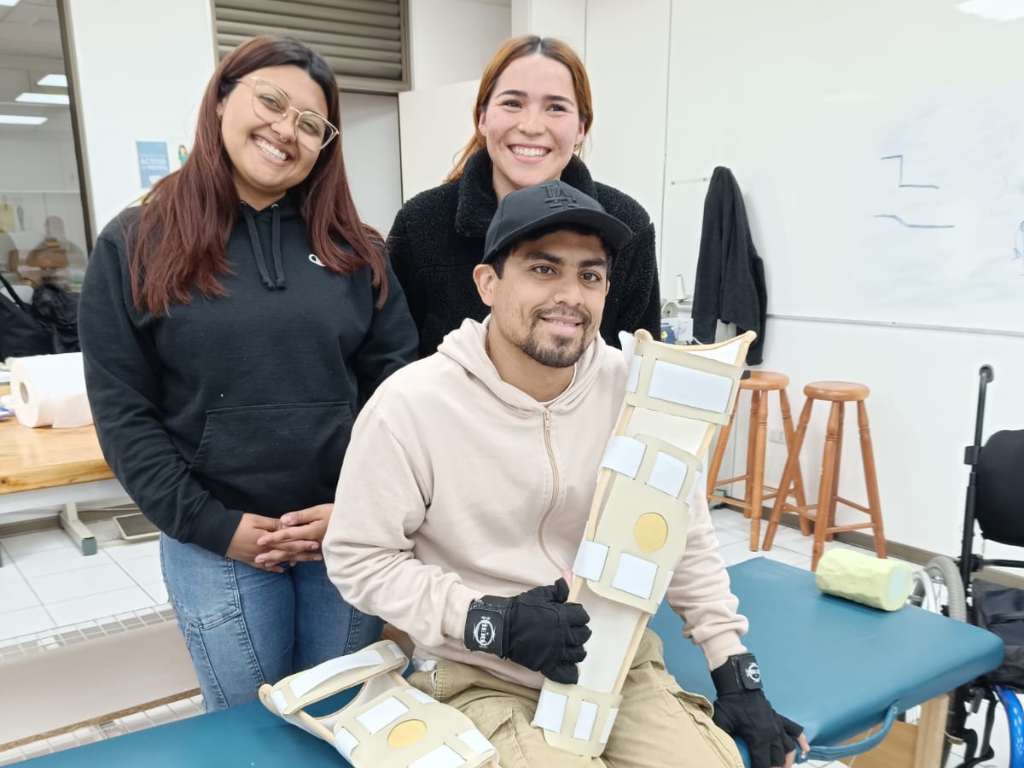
left=78, top=37, right=417, bottom=711
left=389, top=36, right=661, bottom=358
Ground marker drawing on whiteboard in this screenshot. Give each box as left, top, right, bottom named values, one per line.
left=873, top=214, right=955, bottom=229
left=881, top=154, right=940, bottom=189
left=1014, top=220, right=1024, bottom=273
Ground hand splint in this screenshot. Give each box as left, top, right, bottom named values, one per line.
left=532, top=329, right=755, bottom=757
left=259, top=640, right=502, bottom=768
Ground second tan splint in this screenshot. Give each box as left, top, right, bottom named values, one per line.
left=531, top=330, right=755, bottom=757
left=259, top=640, right=501, bottom=768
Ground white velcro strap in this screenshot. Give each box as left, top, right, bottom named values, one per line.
left=356, top=696, right=408, bottom=735
left=600, top=435, right=646, bottom=478
left=647, top=451, right=689, bottom=498
left=334, top=727, right=359, bottom=762
left=612, top=552, right=658, bottom=599
left=458, top=728, right=493, bottom=755
left=410, top=744, right=464, bottom=768
left=572, top=539, right=609, bottom=582
left=649, top=360, right=733, bottom=414
left=408, top=688, right=436, bottom=705
left=573, top=700, right=599, bottom=741
left=290, top=648, right=385, bottom=698
left=534, top=688, right=569, bottom=732
left=270, top=690, right=288, bottom=716
left=599, top=708, right=620, bottom=744
left=626, top=354, right=643, bottom=393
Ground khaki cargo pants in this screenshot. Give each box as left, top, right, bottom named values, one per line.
left=408, top=630, right=743, bottom=768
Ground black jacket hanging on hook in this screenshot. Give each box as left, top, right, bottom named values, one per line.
left=691, top=166, right=768, bottom=365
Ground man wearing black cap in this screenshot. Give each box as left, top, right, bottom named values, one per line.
left=323, top=181, right=805, bottom=768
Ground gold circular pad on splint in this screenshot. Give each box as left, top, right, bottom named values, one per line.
left=387, top=719, right=428, bottom=748
left=633, top=513, right=669, bottom=552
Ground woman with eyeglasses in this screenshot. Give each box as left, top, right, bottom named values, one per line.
left=78, top=36, right=417, bottom=710
left=388, top=36, right=662, bottom=358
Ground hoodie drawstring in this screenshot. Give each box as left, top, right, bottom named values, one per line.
left=241, top=203, right=286, bottom=291
left=271, top=204, right=285, bottom=290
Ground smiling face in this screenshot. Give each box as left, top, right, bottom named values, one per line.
left=477, top=55, right=586, bottom=200
left=475, top=228, right=609, bottom=374
left=218, top=64, right=328, bottom=209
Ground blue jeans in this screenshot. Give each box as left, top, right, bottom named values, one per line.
left=160, top=534, right=382, bottom=712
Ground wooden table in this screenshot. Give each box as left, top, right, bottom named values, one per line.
left=0, top=384, right=127, bottom=557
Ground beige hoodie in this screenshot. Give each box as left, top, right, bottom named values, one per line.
left=324, top=319, right=747, bottom=689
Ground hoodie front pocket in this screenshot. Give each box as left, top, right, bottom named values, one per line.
left=190, top=401, right=354, bottom=513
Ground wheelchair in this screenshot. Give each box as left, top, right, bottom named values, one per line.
left=909, top=365, right=1024, bottom=768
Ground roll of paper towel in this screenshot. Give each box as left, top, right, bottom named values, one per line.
left=9, top=353, right=93, bottom=428
left=815, top=549, right=913, bottom=611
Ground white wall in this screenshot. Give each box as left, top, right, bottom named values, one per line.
left=728, top=320, right=1024, bottom=560
left=64, top=0, right=216, bottom=234
left=398, top=80, right=479, bottom=201
left=338, top=92, right=402, bottom=235
left=650, top=0, right=1024, bottom=561
left=582, top=0, right=669, bottom=256
left=408, top=0, right=512, bottom=90
left=510, top=0, right=586, bottom=56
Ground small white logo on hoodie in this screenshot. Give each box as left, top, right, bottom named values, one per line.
left=309, top=253, right=326, bottom=268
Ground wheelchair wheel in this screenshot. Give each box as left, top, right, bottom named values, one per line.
left=909, top=555, right=968, bottom=622
left=906, top=556, right=969, bottom=766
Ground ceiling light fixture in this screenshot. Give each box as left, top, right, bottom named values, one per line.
left=37, top=74, right=68, bottom=88
left=0, top=115, right=47, bottom=125
left=16, top=92, right=70, bottom=105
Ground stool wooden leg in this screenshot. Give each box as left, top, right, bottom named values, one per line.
left=743, top=392, right=760, bottom=519
left=706, top=390, right=741, bottom=503
left=858, top=401, right=888, bottom=559
left=763, top=397, right=813, bottom=550
left=825, top=403, right=845, bottom=542
left=812, top=402, right=843, bottom=570
left=779, top=388, right=811, bottom=536
left=749, top=388, right=769, bottom=551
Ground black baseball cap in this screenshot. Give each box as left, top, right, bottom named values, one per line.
left=482, top=180, right=633, bottom=264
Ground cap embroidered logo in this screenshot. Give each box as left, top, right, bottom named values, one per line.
left=543, top=182, right=579, bottom=210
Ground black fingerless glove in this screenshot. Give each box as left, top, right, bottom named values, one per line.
left=710, top=653, right=804, bottom=768
left=464, top=578, right=591, bottom=684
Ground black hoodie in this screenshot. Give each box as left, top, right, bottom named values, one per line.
left=78, top=197, right=418, bottom=555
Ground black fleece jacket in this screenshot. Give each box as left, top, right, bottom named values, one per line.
left=388, top=150, right=661, bottom=357
left=691, top=166, right=768, bottom=365
left=79, top=197, right=418, bottom=555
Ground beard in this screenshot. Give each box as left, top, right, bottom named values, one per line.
left=516, top=306, right=592, bottom=369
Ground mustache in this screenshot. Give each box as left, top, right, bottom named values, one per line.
left=532, top=306, right=592, bottom=327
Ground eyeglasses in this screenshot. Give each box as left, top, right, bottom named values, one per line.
left=239, top=76, right=339, bottom=151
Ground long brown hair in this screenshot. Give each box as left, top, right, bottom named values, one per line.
left=129, top=36, right=387, bottom=316
left=445, top=36, right=594, bottom=183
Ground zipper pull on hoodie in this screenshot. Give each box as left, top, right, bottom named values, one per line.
left=241, top=202, right=287, bottom=291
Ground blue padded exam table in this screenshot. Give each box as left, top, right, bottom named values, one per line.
left=24, top=558, right=1003, bottom=767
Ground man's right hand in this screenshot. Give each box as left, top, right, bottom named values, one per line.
left=464, top=578, right=591, bottom=684
left=226, top=513, right=286, bottom=571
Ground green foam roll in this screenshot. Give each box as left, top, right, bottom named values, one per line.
left=815, top=549, right=913, bottom=611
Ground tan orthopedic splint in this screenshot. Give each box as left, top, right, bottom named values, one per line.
left=531, top=329, right=755, bottom=757
left=259, top=640, right=501, bottom=768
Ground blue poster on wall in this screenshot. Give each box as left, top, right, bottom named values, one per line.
left=136, top=141, right=170, bottom=189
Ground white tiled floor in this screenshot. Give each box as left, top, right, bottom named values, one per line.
left=0, top=512, right=1016, bottom=766
left=0, top=525, right=165, bottom=643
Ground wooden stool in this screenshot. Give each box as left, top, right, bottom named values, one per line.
left=706, top=371, right=809, bottom=551
left=762, top=381, right=887, bottom=570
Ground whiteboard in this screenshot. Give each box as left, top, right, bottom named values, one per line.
left=662, top=0, right=1024, bottom=335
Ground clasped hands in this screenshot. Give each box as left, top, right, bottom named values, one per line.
left=225, top=503, right=332, bottom=572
